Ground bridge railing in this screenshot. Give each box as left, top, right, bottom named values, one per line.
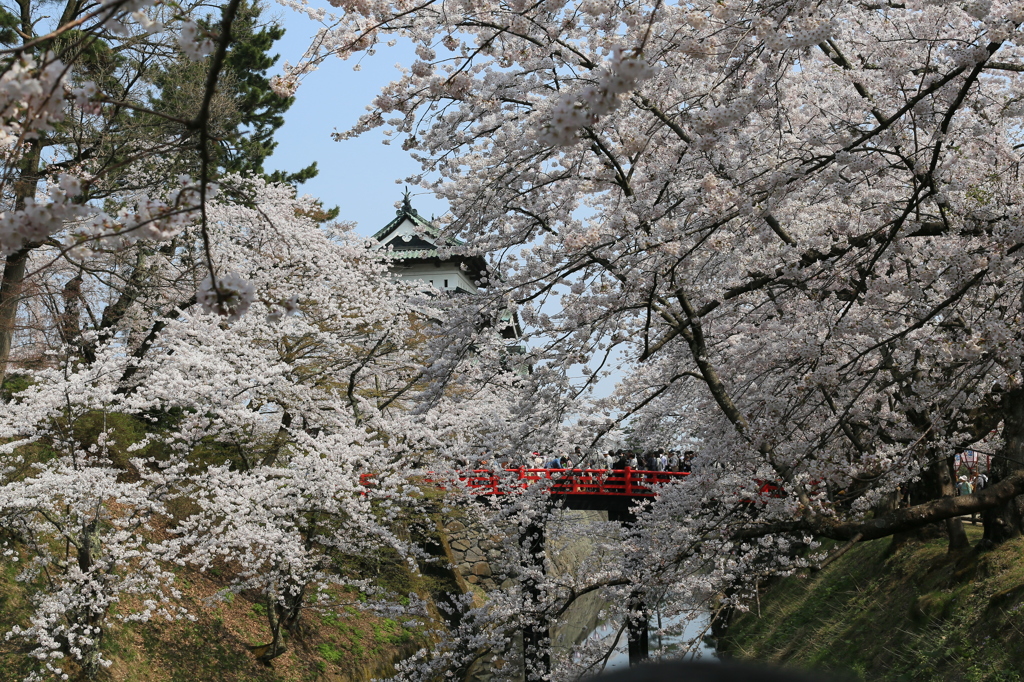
left=458, top=467, right=690, bottom=497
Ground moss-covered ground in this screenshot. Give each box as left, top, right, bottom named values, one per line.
left=0, top=552, right=445, bottom=682
left=724, top=524, right=1024, bottom=681
left=0, top=494, right=465, bottom=682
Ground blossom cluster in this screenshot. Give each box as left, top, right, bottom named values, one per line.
left=0, top=55, right=68, bottom=148
left=269, top=74, right=299, bottom=97
left=197, top=270, right=256, bottom=322
left=695, top=91, right=760, bottom=133
left=759, top=19, right=836, bottom=51
left=539, top=49, right=656, bottom=146
left=0, top=176, right=206, bottom=257
left=178, top=21, right=216, bottom=61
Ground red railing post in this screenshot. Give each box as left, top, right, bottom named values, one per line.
left=625, top=467, right=633, bottom=496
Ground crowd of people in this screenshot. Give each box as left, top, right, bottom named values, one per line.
left=956, top=471, right=989, bottom=497
left=957, top=471, right=989, bottom=525
left=461, top=447, right=696, bottom=473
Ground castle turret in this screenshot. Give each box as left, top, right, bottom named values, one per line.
left=371, top=192, right=487, bottom=294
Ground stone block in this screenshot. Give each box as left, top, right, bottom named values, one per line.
left=472, top=562, right=492, bottom=577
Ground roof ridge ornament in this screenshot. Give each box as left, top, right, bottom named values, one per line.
left=400, top=187, right=416, bottom=216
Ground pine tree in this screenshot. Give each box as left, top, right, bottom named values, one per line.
left=148, top=0, right=317, bottom=184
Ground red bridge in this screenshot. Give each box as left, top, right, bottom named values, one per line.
left=362, top=468, right=778, bottom=519
left=458, top=467, right=688, bottom=496
left=454, top=467, right=689, bottom=518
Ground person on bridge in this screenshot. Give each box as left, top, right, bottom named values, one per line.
left=680, top=451, right=695, bottom=473
left=646, top=451, right=661, bottom=471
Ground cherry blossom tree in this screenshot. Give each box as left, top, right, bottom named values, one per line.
left=11, top=0, right=1024, bottom=677
left=312, top=0, right=1024, bottom=534
left=0, top=0, right=311, bottom=387
left=266, top=0, right=1024, bottom=675
left=0, top=176, right=530, bottom=677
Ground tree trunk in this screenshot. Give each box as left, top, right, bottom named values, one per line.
left=73, top=521, right=106, bottom=681
left=520, top=520, right=549, bottom=682
left=983, top=388, right=1024, bottom=544
left=626, top=589, right=649, bottom=667
left=257, top=593, right=287, bottom=662
left=0, top=140, right=42, bottom=387
left=59, top=274, right=83, bottom=350
left=0, top=249, right=30, bottom=387
left=890, top=454, right=968, bottom=552
left=939, top=456, right=970, bottom=552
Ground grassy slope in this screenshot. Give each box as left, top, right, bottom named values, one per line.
left=724, top=524, right=1024, bottom=681
left=0, top=556, right=448, bottom=682
left=0, top=507, right=464, bottom=682
left=0, top=416, right=467, bottom=682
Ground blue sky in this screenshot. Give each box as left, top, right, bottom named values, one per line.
left=263, top=3, right=448, bottom=237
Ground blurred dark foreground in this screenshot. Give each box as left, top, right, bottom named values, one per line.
left=596, top=660, right=851, bottom=682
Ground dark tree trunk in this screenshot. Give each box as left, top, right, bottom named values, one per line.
left=0, top=250, right=29, bottom=387
left=939, top=456, right=970, bottom=552
left=0, top=140, right=42, bottom=388
left=983, top=388, right=1024, bottom=544
left=626, top=589, right=649, bottom=667
left=59, top=274, right=83, bottom=350
left=257, top=593, right=288, bottom=662
left=520, top=520, right=549, bottom=682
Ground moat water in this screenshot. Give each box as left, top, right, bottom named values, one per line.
left=549, top=510, right=718, bottom=673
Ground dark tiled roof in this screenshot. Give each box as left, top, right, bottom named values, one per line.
left=373, top=194, right=487, bottom=282
left=372, top=192, right=454, bottom=246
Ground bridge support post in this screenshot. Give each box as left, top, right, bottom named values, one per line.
left=626, top=589, right=650, bottom=666
left=520, top=520, right=550, bottom=681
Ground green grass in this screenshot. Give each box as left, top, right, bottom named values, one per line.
left=725, top=525, right=1024, bottom=681
left=318, top=642, right=345, bottom=663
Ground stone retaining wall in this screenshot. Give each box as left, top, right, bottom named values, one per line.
left=442, top=518, right=505, bottom=591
